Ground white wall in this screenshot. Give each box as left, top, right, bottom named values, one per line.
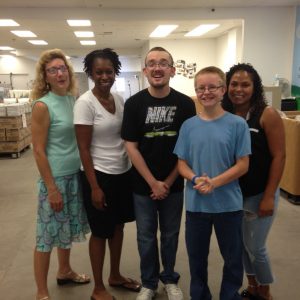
left=70, top=55, right=141, bottom=73
left=217, top=27, right=241, bottom=72
left=148, top=39, right=216, bottom=96
left=241, top=7, right=295, bottom=85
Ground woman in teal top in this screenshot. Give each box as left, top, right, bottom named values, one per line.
left=31, top=49, right=90, bottom=300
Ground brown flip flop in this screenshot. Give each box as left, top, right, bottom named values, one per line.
left=109, top=278, right=141, bottom=292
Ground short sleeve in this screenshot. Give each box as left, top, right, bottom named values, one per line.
left=173, top=121, right=189, bottom=160
left=73, top=98, right=94, bottom=125
left=235, top=119, right=251, bottom=158
left=121, top=98, right=139, bottom=141
left=182, top=97, right=196, bottom=121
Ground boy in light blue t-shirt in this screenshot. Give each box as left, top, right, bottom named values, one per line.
left=174, top=66, right=251, bottom=300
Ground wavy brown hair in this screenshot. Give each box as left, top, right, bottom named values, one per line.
left=31, top=49, right=77, bottom=100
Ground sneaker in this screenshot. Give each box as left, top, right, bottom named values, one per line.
left=164, top=283, right=183, bottom=300
left=136, top=287, right=156, bottom=300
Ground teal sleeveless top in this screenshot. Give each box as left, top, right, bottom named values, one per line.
left=35, top=92, right=80, bottom=177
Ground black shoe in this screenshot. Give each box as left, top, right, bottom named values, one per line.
left=241, top=289, right=258, bottom=300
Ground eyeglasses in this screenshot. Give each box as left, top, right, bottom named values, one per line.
left=46, top=65, right=68, bottom=75
left=195, top=85, right=223, bottom=93
left=145, top=61, right=173, bottom=69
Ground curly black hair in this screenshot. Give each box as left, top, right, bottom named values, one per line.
left=83, top=48, right=121, bottom=78
left=222, top=63, right=267, bottom=118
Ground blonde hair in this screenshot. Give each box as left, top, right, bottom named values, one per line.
left=30, top=49, right=77, bottom=100
left=194, top=66, right=226, bottom=86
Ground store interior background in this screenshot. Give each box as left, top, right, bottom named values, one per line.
left=1, top=2, right=300, bottom=300
left=0, top=1, right=297, bottom=100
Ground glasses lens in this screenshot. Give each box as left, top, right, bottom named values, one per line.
left=196, top=86, right=222, bottom=93
left=146, top=61, right=171, bottom=69
left=47, top=65, right=68, bottom=74
left=209, top=86, right=217, bottom=92
left=59, top=66, right=68, bottom=72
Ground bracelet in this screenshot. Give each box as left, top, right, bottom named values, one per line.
left=191, top=175, right=199, bottom=185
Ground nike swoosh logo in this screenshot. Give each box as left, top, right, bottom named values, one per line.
left=153, top=125, right=170, bottom=132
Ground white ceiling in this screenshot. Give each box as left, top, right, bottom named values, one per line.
left=0, top=0, right=299, bottom=60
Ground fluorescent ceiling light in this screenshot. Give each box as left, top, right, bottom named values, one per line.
left=0, top=46, right=15, bottom=50
left=67, top=20, right=91, bottom=27
left=65, top=55, right=71, bottom=59
left=80, top=40, right=96, bottom=45
left=0, top=19, right=19, bottom=26
left=74, top=31, right=94, bottom=38
left=0, top=54, right=15, bottom=58
left=149, top=25, right=178, bottom=37
left=28, top=40, right=48, bottom=45
left=185, top=24, right=220, bottom=37
left=11, top=30, right=37, bottom=37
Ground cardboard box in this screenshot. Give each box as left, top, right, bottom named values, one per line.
left=24, top=102, right=32, bottom=113
left=0, top=128, right=5, bottom=141
left=283, top=111, right=300, bottom=119
left=0, top=105, right=6, bottom=117
left=6, top=127, right=31, bottom=141
left=24, top=134, right=32, bottom=146
left=0, top=112, right=31, bottom=129
left=0, top=139, right=25, bottom=153
left=25, top=112, right=31, bottom=125
left=6, top=103, right=26, bottom=116
left=280, top=117, right=300, bottom=196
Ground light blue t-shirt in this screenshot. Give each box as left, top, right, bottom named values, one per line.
left=174, top=112, right=251, bottom=213
left=34, top=92, right=80, bottom=177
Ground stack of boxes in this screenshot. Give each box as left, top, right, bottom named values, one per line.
left=0, top=103, right=32, bottom=155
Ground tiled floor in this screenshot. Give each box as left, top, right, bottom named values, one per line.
left=0, top=149, right=299, bottom=299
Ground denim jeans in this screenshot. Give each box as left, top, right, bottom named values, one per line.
left=186, top=211, right=243, bottom=300
left=242, top=189, right=279, bottom=285
left=133, top=192, right=183, bottom=290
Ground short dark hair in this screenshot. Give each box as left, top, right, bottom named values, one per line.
left=222, top=63, right=267, bottom=118
left=145, top=46, right=174, bottom=66
left=83, top=48, right=121, bottom=78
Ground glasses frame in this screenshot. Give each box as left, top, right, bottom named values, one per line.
left=195, top=85, right=223, bottom=94
left=46, top=65, right=68, bottom=75
left=145, top=61, right=173, bottom=70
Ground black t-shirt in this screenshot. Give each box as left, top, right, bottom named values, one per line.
left=121, top=88, right=196, bottom=195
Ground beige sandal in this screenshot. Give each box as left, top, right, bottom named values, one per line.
left=56, top=270, right=90, bottom=285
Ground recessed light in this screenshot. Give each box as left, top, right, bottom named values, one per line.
left=28, top=40, right=48, bottom=45
left=185, top=24, right=220, bottom=37
left=80, top=40, right=96, bottom=45
left=11, top=30, right=37, bottom=37
left=149, top=25, right=178, bottom=38
left=0, top=46, right=15, bottom=50
left=67, top=20, right=91, bottom=27
left=0, top=19, right=19, bottom=26
left=74, top=31, right=94, bottom=38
